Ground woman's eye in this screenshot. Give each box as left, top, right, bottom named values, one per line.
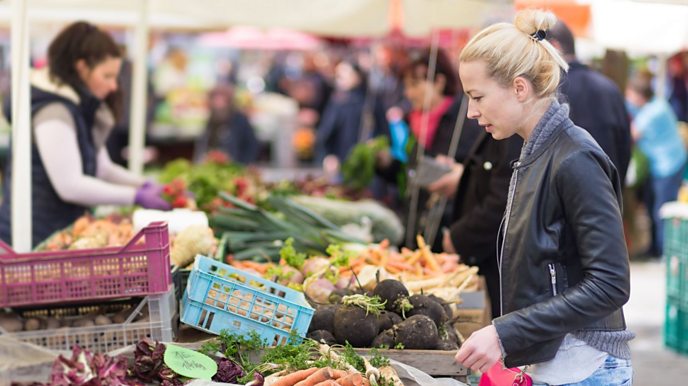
left=473, top=96, right=482, bottom=101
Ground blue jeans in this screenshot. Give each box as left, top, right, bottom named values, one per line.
left=532, top=355, right=633, bottom=386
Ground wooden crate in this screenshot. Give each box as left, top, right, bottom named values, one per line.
left=352, top=348, right=468, bottom=380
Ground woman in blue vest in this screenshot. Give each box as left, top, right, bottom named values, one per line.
left=0, top=21, right=169, bottom=247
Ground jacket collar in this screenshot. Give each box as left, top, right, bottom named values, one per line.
left=30, top=68, right=81, bottom=104
left=514, top=100, right=572, bottom=168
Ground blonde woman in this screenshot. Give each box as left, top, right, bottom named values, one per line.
left=454, top=10, right=633, bottom=385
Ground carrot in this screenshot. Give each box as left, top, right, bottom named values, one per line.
left=313, top=381, right=339, bottom=386
left=294, top=368, right=334, bottom=386
left=330, top=369, right=351, bottom=379
left=271, top=367, right=320, bottom=386
left=335, top=373, right=368, bottom=386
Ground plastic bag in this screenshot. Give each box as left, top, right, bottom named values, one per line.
left=389, top=359, right=468, bottom=386
left=0, top=336, right=59, bottom=385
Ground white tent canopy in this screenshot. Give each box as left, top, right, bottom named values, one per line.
left=0, top=0, right=513, bottom=36
left=5, top=0, right=514, bottom=251
left=591, top=0, right=688, bottom=55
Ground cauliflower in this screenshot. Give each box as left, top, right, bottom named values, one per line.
left=170, top=225, right=218, bottom=268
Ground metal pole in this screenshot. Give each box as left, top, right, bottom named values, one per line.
left=128, top=0, right=150, bottom=175
left=10, top=0, right=31, bottom=251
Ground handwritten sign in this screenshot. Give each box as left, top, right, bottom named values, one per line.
left=163, top=344, right=217, bottom=380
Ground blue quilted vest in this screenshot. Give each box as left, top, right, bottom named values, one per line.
left=0, top=86, right=100, bottom=247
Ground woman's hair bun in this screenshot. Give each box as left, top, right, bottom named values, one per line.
left=514, top=9, right=558, bottom=37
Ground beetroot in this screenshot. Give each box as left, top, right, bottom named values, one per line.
left=333, top=305, right=379, bottom=347
left=407, top=294, right=448, bottom=327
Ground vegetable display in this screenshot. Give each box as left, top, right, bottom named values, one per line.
left=341, top=136, right=390, bottom=191
left=211, top=193, right=365, bottom=262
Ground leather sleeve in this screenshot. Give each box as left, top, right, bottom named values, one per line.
left=493, top=150, right=631, bottom=354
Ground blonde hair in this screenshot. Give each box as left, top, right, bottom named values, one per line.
left=460, top=9, right=568, bottom=98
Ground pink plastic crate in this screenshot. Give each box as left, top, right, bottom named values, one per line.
left=0, top=221, right=171, bottom=307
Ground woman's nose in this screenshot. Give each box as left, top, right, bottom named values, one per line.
left=467, top=101, right=479, bottom=119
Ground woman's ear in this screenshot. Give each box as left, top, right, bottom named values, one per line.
left=513, top=76, right=531, bottom=102
left=75, top=59, right=88, bottom=77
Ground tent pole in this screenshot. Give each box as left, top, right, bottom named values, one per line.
left=128, top=0, right=150, bottom=175
left=10, top=0, right=31, bottom=251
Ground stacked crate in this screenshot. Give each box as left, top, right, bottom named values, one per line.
left=662, top=203, right=688, bottom=354
left=0, top=222, right=175, bottom=353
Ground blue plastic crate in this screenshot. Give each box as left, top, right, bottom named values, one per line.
left=180, top=256, right=314, bottom=346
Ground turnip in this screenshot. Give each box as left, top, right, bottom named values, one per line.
left=436, top=323, right=460, bottom=350
left=407, top=295, right=448, bottom=327
left=428, top=294, right=453, bottom=319
left=372, top=279, right=409, bottom=313
left=304, top=278, right=336, bottom=304
left=376, top=310, right=402, bottom=333
left=307, top=329, right=337, bottom=345
left=308, top=305, right=336, bottom=333
left=393, top=315, right=439, bottom=349
left=371, top=329, right=396, bottom=348
left=302, top=257, right=330, bottom=276
left=333, top=305, right=379, bottom=347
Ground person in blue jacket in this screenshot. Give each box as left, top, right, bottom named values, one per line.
left=626, top=71, right=687, bottom=257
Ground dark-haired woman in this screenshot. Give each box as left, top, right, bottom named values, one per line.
left=376, top=48, right=482, bottom=249
left=0, top=21, right=169, bottom=247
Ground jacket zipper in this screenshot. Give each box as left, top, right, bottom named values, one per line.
left=548, top=263, right=558, bottom=296
left=498, top=162, right=520, bottom=316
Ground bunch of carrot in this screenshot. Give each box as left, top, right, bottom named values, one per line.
left=342, top=236, right=462, bottom=280
left=270, top=367, right=369, bottom=386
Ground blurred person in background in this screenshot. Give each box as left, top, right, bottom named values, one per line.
left=315, top=60, right=385, bottom=173
left=194, top=83, right=259, bottom=165
left=547, top=20, right=632, bottom=186
left=0, top=21, right=170, bottom=247
left=376, top=48, right=481, bottom=250
left=626, top=71, right=687, bottom=258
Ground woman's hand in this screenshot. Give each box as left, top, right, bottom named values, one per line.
left=455, top=324, right=502, bottom=373
left=427, top=155, right=464, bottom=197
left=443, top=229, right=456, bottom=254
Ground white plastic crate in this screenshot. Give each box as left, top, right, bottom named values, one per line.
left=0, top=284, right=176, bottom=353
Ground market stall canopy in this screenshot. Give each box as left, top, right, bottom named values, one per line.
left=0, top=0, right=513, bottom=36
left=590, top=0, right=688, bottom=55
left=198, top=26, right=324, bottom=51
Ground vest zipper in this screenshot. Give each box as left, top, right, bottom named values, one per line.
left=548, top=263, right=558, bottom=296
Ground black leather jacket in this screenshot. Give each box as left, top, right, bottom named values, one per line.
left=492, top=115, right=630, bottom=368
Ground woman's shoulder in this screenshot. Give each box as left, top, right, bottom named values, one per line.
left=33, top=102, right=75, bottom=128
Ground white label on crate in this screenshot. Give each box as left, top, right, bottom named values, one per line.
left=164, top=344, right=218, bottom=380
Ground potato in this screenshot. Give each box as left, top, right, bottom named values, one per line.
left=0, top=314, right=23, bottom=332
left=24, top=318, right=42, bottom=331
left=94, top=315, right=112, bottom=326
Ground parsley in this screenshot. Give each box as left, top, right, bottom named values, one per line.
left=341, top=342, right=366, bottom=374
left=368, top=348, right=390, bottom=368
left=280, top=238, right=306, bottom=269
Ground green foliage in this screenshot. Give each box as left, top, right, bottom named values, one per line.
left=341, top=136, right=389, bottom=190
left=158, top=158, right=245, bottom=210
left=280, top=238, right=306, bottom=269
left=368, top=348, right=390, bottom=368
left=341, top=342, right=366, bottom=374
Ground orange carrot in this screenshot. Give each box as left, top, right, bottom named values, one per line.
left=294, top=368, right=334, bottom=386
left=329, top=369, right=351, bottom=379
left=313, top=381, right=339, bottom=386
left=335, top=372, right=368, bottom=386
left=271, top=367, right=320, bottom=386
